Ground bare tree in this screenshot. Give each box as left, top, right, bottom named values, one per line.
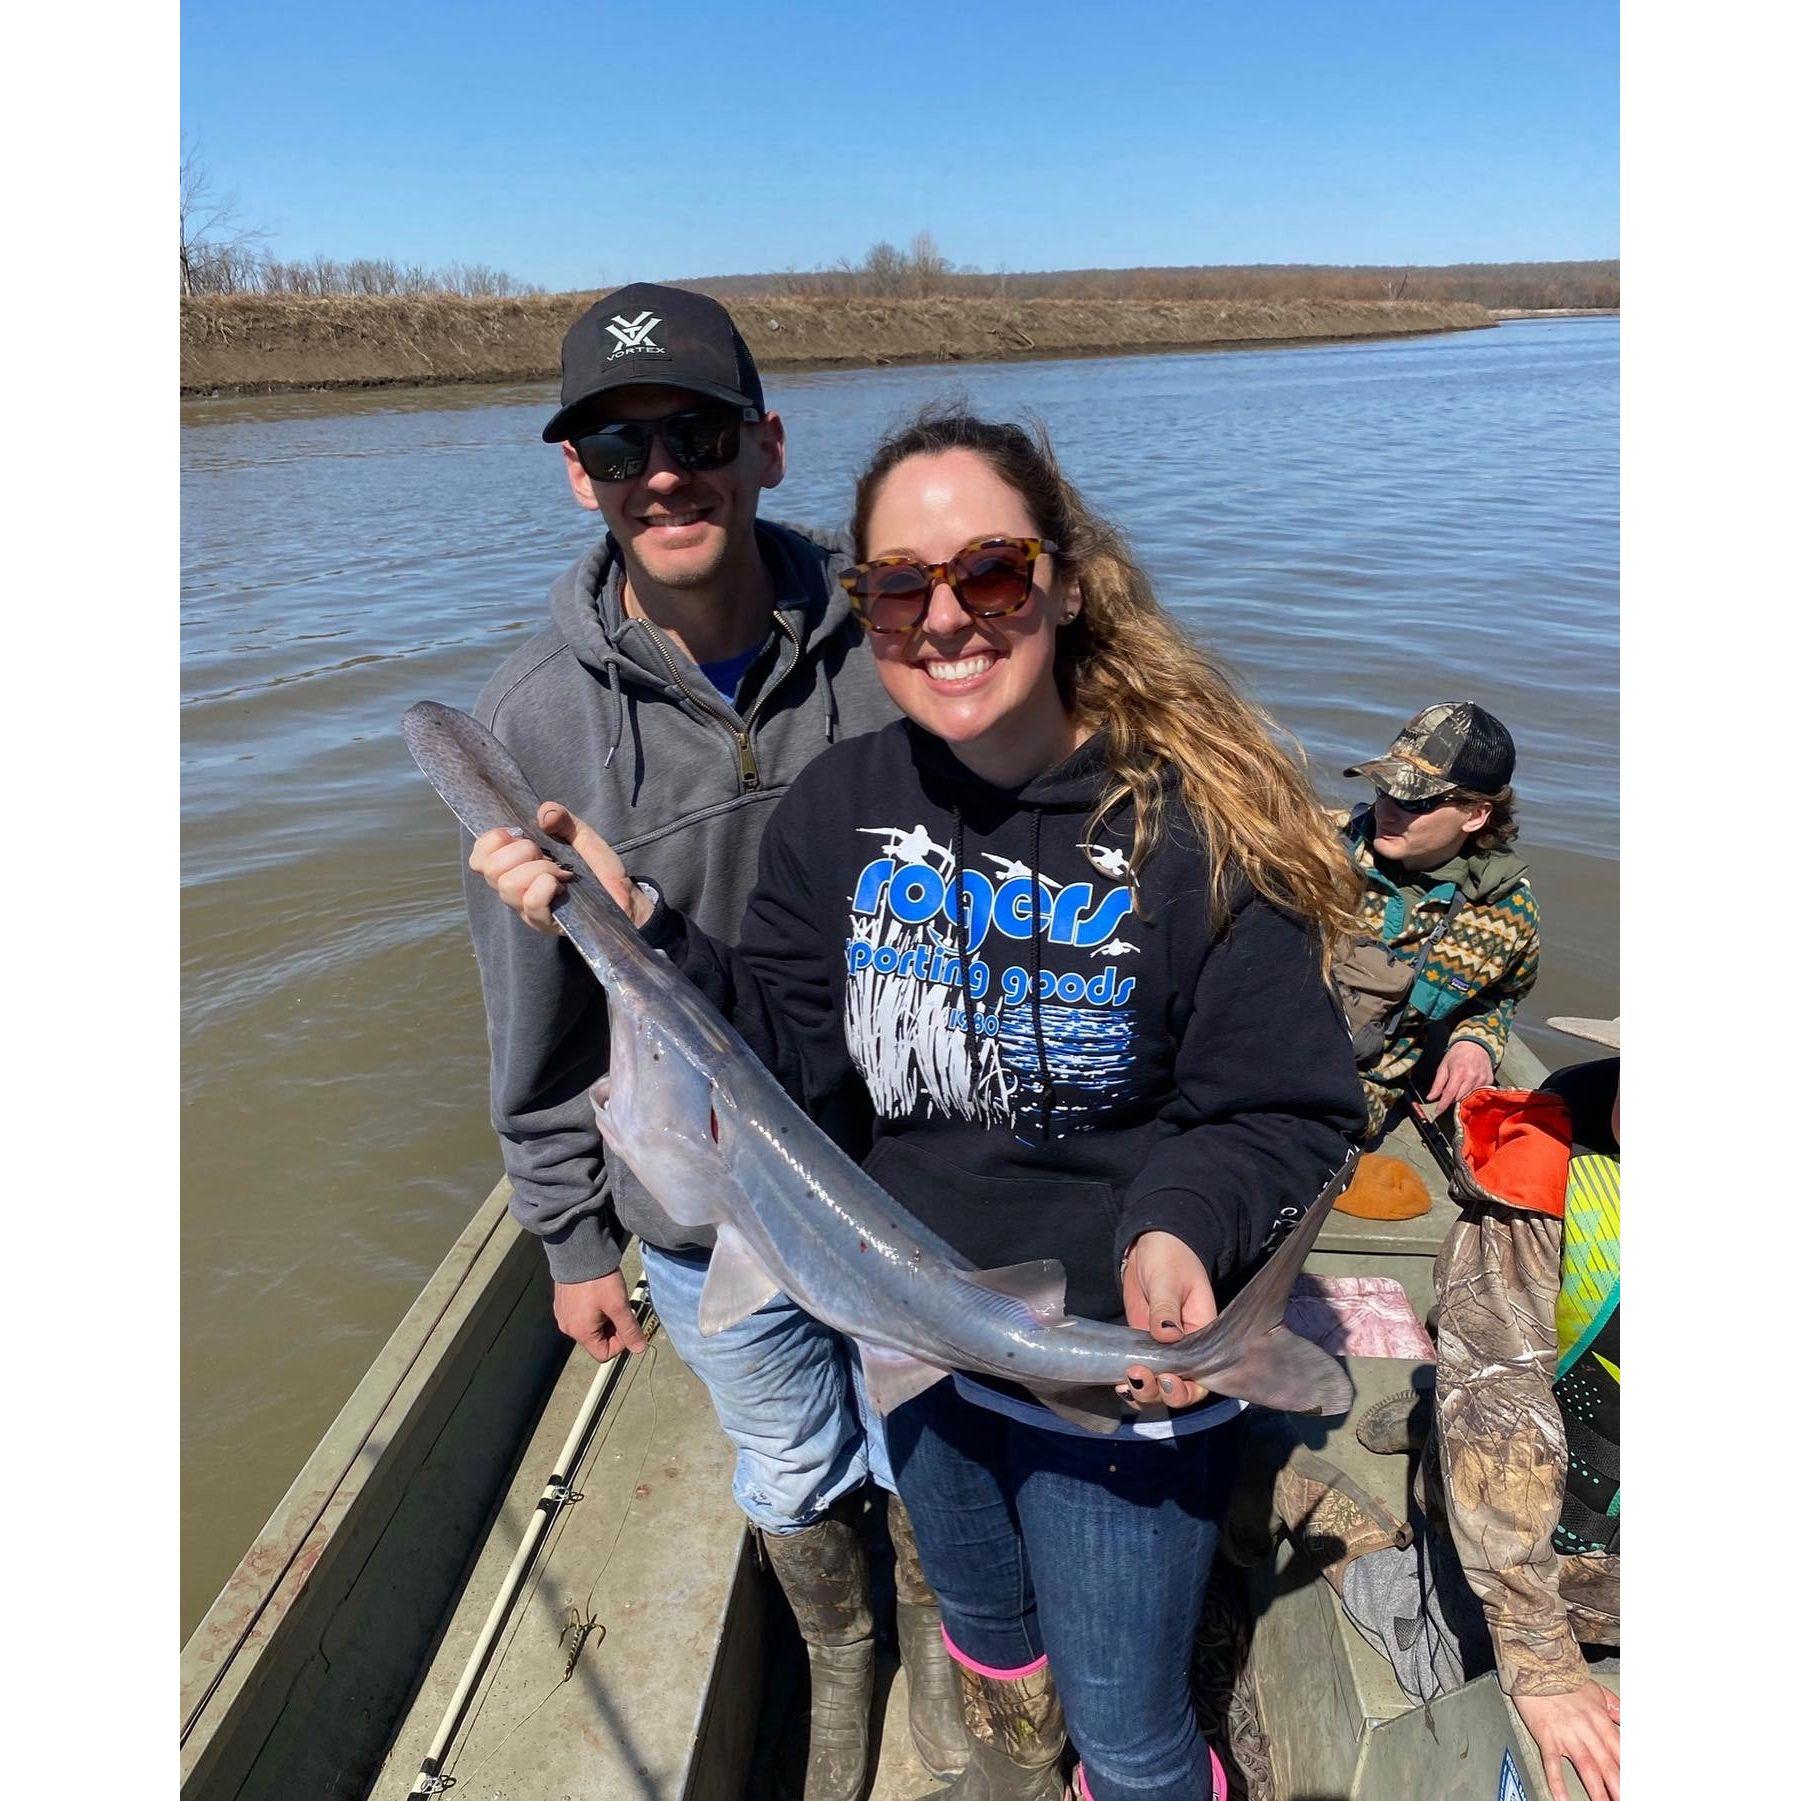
left=907, top=230, right=952, bottom=296
left=180, top=136, right=267, bottom=294
left=858, top=241, right=907, bottom=295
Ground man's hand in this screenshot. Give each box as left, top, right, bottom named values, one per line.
left=470, top=802, right=650, bottom=935
left=553, top=1271, right=649, bottom=1364
left=1118, top=1231, right=1218, bottom=1410
left=1421, top=1040, right=1495, bottom=1120
left=1515, top=1682, right=1621, bottom=1801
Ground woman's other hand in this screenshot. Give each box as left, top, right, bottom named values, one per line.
left=1513, top=1682, right=1620, bottom=1801
left=1118, top=1231, right=1218, bottom=1411
left=1422, top=1039, right=1495, bottom=1119
left=469, top=802, right=650, bottom=935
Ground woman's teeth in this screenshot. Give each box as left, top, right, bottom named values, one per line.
left=925, top=654, right=995, bottom=681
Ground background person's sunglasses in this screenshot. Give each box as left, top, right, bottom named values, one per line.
left=1380, top=788, right=1458, bottom=815
left=838, top=536, right=1059, bottom=634
left=570, top=406, right=757, bottom=483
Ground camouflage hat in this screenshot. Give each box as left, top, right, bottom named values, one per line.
left=1345, top=702, right=1516, bottom=803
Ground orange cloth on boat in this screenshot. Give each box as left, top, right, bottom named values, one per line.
left=1333, top=1152, right=1432, bottom=1220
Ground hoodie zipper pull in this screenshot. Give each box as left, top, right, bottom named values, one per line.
left=738, top=733, right=761, bottom=791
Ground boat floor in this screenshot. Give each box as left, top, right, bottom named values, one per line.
left=368, top=1314, right=941, bottom=1801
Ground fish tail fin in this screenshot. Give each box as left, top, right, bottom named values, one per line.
left=1165, top=1152, right=1361, bottom=1416
left=1175, top=1150, right=1359, bottom=1356
left=1186, top=1323, right=1353, bottom=1417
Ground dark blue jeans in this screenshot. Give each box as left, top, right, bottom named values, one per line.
left=886, top=1380, right=1244, bottom=1801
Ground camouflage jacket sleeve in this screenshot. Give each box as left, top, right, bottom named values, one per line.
left=1446, top=889, right=1539, bottom=1070
left=1432, top=1203, right=1591, bottom=1695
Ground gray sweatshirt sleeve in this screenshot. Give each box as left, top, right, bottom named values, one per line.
left=461, top=848, right=625, bottom=1283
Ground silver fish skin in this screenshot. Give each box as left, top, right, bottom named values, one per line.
left=405, top=701, right=1357, bottom=1434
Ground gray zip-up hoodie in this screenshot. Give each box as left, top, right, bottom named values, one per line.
left=463, top=518, right=897, bottom=1281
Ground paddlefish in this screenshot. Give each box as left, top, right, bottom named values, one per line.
left=405, top=700, right=1357, bottom=1433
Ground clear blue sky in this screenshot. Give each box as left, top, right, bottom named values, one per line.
left=181, top=0, right=1618, bottom=290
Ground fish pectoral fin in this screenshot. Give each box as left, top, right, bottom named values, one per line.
left=856, top=1342, right=951, bottom=1415
left=1025, top=1383, right=1130, bottom=1436
left=956, top=1260, right=1069, bottom=1324
left=696, top=1225, right=782, bottom=1336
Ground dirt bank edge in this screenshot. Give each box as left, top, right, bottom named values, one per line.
left=181, top=294, right=1497, bottom=397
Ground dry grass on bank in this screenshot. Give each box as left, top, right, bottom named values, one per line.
left=182, top=292, right=1498, bottom=397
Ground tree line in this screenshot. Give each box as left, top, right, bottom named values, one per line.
left=688, top=244, right=1620, bottom=311
left=180, top=143, right=540, bottom=299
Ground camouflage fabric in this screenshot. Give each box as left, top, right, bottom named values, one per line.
left=1343, top=701, right=1516, bottom=804
left=1431, top=1201, right=1621, bottom=1696
left=1339, top=808, right=1540, bottom=1136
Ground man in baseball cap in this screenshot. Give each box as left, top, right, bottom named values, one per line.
left=460, top=285, right=957, bottom=1796
left=1334, top=701, right=1539, bottom=1136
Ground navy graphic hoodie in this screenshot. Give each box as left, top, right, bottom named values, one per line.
left=641, top=720, right=1363, bottom=1324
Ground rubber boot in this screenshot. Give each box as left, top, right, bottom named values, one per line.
left=888, top=1493, right=968, bottom=1780
left=910, top=1653, right=1066, bottom=1801
left=762, top=1508, right=876, bottom=1801
left=1354, top=1382, right=1434, bottom=1457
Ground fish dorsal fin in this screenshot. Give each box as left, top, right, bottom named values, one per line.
left=696, top=1224, right=781, bottom=1336
left=856, top=1342, right=952, bottom=1415
left=957, top=1260, right=1069, bottom=1324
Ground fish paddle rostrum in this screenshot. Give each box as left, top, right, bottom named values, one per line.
left=405, top=700, right=1356, bottom=1433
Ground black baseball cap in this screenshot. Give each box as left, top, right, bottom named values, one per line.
left=541, top=282, right=766, bottom=444
left=1345, top=702, right=1516, bottom=802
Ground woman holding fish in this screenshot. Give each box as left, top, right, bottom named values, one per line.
left=473, top=409, right=1365, bottom=1801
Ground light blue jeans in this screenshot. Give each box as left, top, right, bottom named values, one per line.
left=641, top=1241, right=894, bottom=1533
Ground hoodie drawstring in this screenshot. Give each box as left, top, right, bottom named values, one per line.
left=952, top=807, right=980, bottom=1085
left=601, top=661, right=627, bottom=772
left=1029, top=808, right=1054, bottom=1141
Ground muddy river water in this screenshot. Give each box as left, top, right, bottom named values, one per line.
left=180, top=316, right=1618, bottom=1633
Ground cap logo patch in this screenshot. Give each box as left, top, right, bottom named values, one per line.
left=605, top=311, right=667, bottom=360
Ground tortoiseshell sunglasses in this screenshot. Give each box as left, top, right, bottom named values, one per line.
left=838, top=536, right=1059, bottom=634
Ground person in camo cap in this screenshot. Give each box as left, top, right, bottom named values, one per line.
left=1339, top=701, right=1541, bottom=1138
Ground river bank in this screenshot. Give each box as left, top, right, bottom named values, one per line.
left=180, top=292, right=1494, bottom=396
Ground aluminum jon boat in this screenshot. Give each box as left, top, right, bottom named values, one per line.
left=179, top=1034, right=1613, bottom=1801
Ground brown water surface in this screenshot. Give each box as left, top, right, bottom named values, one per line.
left=180, top=318, right=1618, bottom=1634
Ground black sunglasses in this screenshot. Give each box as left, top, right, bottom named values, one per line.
left=1380, top=788, right=1458, bottom=816
left=837, top=536, right=1059, bottom=635
left=570, top=405, right=757, bottom=484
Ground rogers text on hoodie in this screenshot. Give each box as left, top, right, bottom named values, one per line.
left=643, top=721, right=1365, bottom=1325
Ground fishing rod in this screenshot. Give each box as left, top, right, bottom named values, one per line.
left=408, top=1278, right=655, bottom=1799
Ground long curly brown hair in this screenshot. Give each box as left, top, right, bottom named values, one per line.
left=850, top=408, right=1360, bottom=954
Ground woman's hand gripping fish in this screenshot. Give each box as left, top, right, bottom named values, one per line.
left=405, top=701, right=1355, bottom=1433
